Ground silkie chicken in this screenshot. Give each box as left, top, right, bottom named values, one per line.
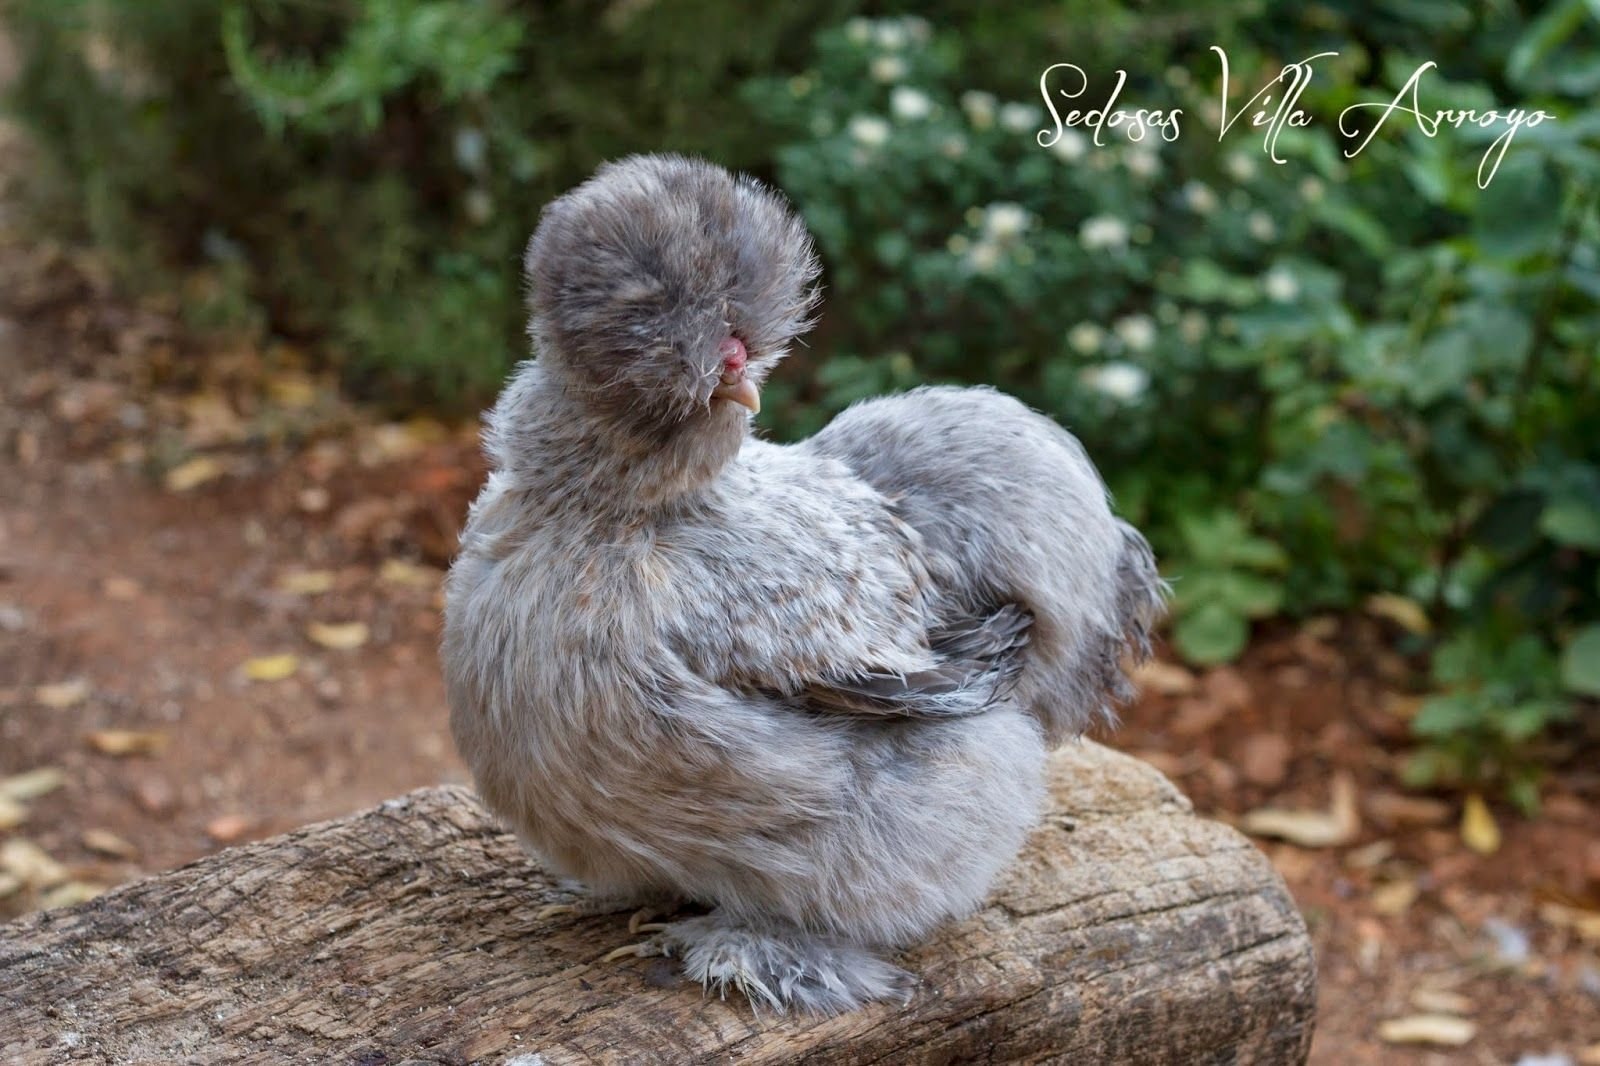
left=443, top=153, right=1166, bottom=1015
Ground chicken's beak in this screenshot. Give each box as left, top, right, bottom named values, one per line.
left=711, top=373, right=761, bottom=414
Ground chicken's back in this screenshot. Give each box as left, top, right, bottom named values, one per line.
left=805, top=386, right=1165, bottom=743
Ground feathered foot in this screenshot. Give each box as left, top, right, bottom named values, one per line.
left=603, top=910, right=914, bottom=1015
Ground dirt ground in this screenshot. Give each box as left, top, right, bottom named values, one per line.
left=1, top=138, right=1597, bottom=1066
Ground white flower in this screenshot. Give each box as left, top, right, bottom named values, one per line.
left=1125, top=146, right=1160, bottom=179
left=960, top=91, right=997, bottom=129
left=904, top=16, right=932, bottom=43
left=946, top=233, right=971, bottom=255
left=890, top=86, right=932, bottom=121
left=1114, top=315, right=1157, bottom=352
left=847, top=114, right=891, bottom=148
left=874, top=20, right=909, bottom=50
left=1079, top=214, right=1129, bottom=251
left=1182, top=181, right=1218, bottom=214
left=1068, top=322, right=1104, bottom=354
left=1248, top=210, right=1277, bottom=241
left=1083, top=361, right=1150, bottom=402
left=845, top=18, right=872, bottom=45
left=1180, top=310, right=1209, bottom=343
left=870, top=55, right=908, bottom=83
left=1298, top=176, right=1325, bottom=202
left=983, top=202, right=1031, bottom=240
left=1226, top=152, right=1258, bottom=181
left=999, top=102, right=1041, bottom=134
left=1264, top=267, right=1299, bottom=302
left=939, top=133, right=967, bottom=159
left=1048, top=128, right=1088, bottom=161
left=965, top=240, right=1002, bottom=274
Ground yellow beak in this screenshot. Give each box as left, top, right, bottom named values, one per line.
left=711, top=376, right=761, bottom=414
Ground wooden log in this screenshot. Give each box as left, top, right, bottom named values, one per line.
left=0, top=742, right=1315, bottom=1064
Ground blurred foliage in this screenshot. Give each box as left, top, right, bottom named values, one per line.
left=5, top=0, right=1599, bottom=804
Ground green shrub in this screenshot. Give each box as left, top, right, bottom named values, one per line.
left=742, top=7, right=1600, bottom=802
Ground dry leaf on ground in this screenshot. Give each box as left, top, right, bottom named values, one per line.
left=306, top=620, right=369, bottom=650
left=206, top=814, right=254, bottom=843
left=0, top=839, right=69, bottom=889
left=34, top=679, right=90, bottom=709
left=0, top=767, right=65, bottom=802
left=242, top=653, right=299, bottom=682
left=1365, top=593, right=1433, bottom=635
left=0, top=796, right=26, bottom=831
left=1372, top=879, right=1420, bottom=916
left=1240, top=772, right=1359, bottom=848
left=379, top=558, right=443, bottom=589
left=1461, top=794, right=1501, bottom=855
left=1377, top=1014, right=1476, bottom=1046
left=163, top=455, right=226, bottom=492
left=1366, top=791, right=1452, bottom=828
left=1132, top=659, right=1196, bottom=696
left=39, top=881, right=104, bottom=909
left=276, top=569, right=335, bottom=596
left=82, top=828, right=138, bottom=860
left=86, top=730, right=169, bottom=757
left=1410, top=988, right=1473, bottom=1015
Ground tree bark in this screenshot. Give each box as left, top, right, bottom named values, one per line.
left=0, top=742, right=1315, bottom=1065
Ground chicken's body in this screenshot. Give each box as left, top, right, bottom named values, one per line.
left=443, top=154, right=1165, bottom=1013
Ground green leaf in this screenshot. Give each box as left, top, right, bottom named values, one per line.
left=1541, top=497, right=1600, bottom=549
left=1474, top=156, right=1564, bottom=260
left=1218, top=571, right=1285, bottom=618
left=1174, top=603, right=1249, bottom=666
left=1412, top=693, right=1482, bottom=737
left=1560, top=624, right=1600, bottom=696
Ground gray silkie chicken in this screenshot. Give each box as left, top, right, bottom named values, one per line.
left=442, top=153, right=1166, bottom=1015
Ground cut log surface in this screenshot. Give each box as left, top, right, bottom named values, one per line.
left=0, top=742, right=1315, bottom=1065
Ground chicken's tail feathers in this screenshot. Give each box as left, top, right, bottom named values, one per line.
left=1110, top=518, right=1170, bottom=697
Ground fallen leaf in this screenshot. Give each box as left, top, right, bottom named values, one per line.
left=1366, top=791, right=1452, bottom=828
left=39, top=881, right=105, bottom=909
left=1366, top=593, right=1432, bottom=635
left=296, top=486, right=332, bottom=514
left=0, top=767, right=66, bottom=802
left=266, top=370, right=319, bottom=409
left=0, top=839, right=69, bottom=888
left=81, top=828, right=138, bottom=860
left=0, top=796, right=26, bottom=831
left=1410, top=988, right=1473, bottom=1015
left=1538, top=901, right=1600, bottom=942
left=1579, top=1041, right=1600, bottom=1066
left=243, top=653, right=299, bottom=682
left=276, top=569, right=335, bottom=596
left=1372, top=879, right=1420, bottom=916
left=379, top=558, right=443, bottom=589
left=1377, top=1014, right=1476, bottom=1047
left=35, top=679, right=90, bottom=709
left=163, top=455, right=226, bottom=492
left=206, top=814, right=254, bottom=843
left=86, top=730, right=169, bottom=757
left=102, top=576, right=140, bottom=601
left=1460, top=794, right=1501, bottom=855
left=1133, top=659, right=1196, bottom=696
left=1202, top=666, right=1253, bottom=712
left=1237, top=733, right=1292, bottom=788
left=0, top=873, right=21, bottom=899
left=179, top=391, right=245, bottom=448
left=1170, top=698, right=1228, bottom=737
left=306, top=620, right=369, bottom=650
left=133, top=776, right=175, bottom=815
left=1240, top=772, right=1359, bottom=848
left=1344, top=841, right=1395, bottom=871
